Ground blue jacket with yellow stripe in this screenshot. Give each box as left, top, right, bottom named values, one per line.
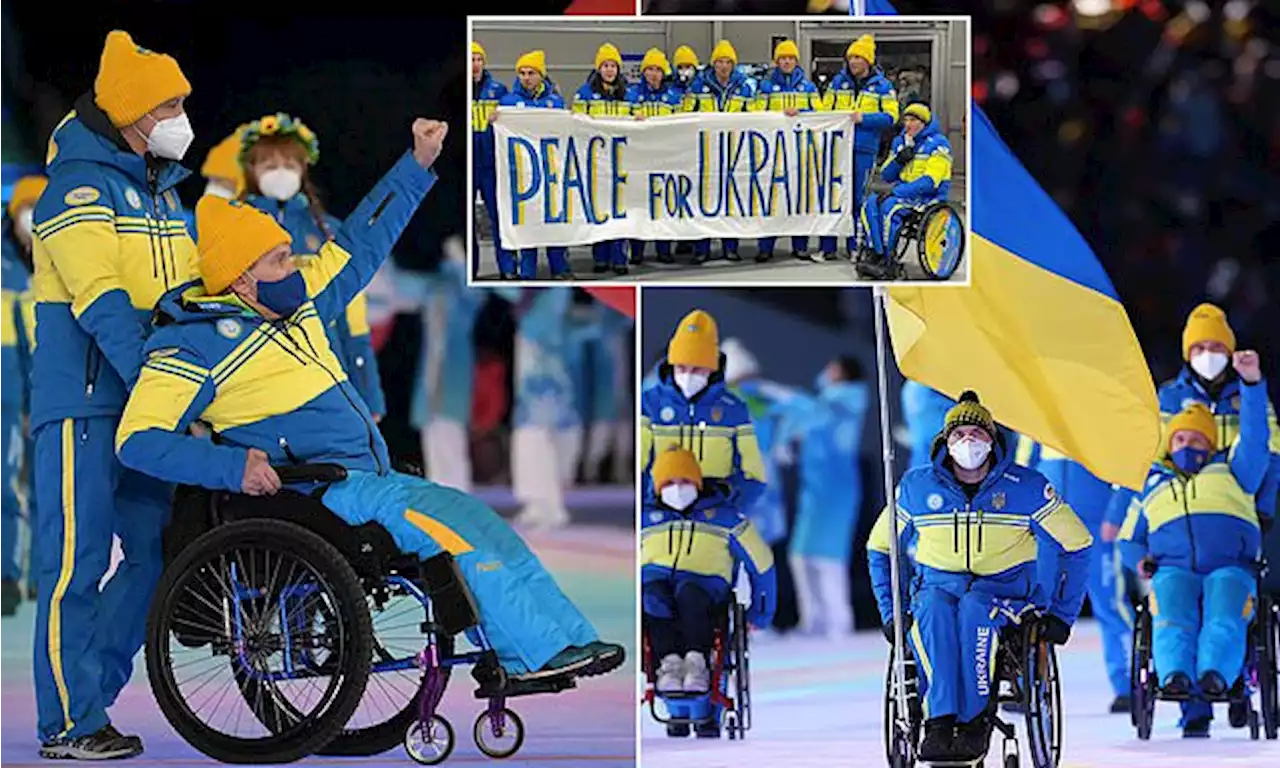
left=498, top=78, right=566, bottom=111
left=1015, top=438, right=1115, bottom=530
left=115, top=152, right=435, bottom=490
left=244, top=193, right=386, bottom=416
left=1118, top=377, right=1271, bottom=575
left=472, top=70, right=509, bottom=171
left=626, top=80, right=683, bottom=117
left=882, top=119, right=951, bottom=202
left=640, top=361, right=767, bottom=511
left=2, top=233, right=33, bottom=411
left=572, top=73, right=631, bottom=117
left=30, top=94, right=196, bottom=429
left=682, top=69, right=757, bottom=113
left=822, top=67, right=898, bottom=156
left=867, top=433, right=1094, bottom=625
left=753, top=66, right=821, bottom=113
left=641, top=486, right=777, bottom=622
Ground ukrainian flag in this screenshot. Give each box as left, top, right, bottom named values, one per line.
left=861, top=1, right=1160, bottom=490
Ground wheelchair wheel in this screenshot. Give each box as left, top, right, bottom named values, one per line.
left=474, top=708, right=524, bottom=759
left=1258, top=594, right=1279, bottom=740
left=883, top=645, right=920, bottom=768
left=1023, top=623, right=1062, bottom=768
left=730, top=602, right=751, bottom=739
left=1131, top=602, right=1157, bottom=740
left=916, top=202, right=965, bottom=280
left=404, top=715, right=455, bottom=766
left=146, top=519, right=373, bottom=764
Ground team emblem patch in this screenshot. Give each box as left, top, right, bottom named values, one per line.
left=711, top=407, right=722, bottom=423
left=992, top=492, right=1006, bottom=511
left=927, top=493, right=943, bottom=511
left=1044, top=483, right=1056, bottom=500
left=124, top=187, right=142, bottom=209
left=306, top=234, right=322, bottom=251
left=704, top=509, right=716, bottom=519
left=660, top=406, right=675, bottom=422
left=1232, top=396, right=1240, bottom=409
left=650, top=512, right=663, bottom=522
left=1182, top=397, right=1196, bottom=410
left=216, top=319, right=243, bottom=339
left=63, top=186, right=100, bottom=206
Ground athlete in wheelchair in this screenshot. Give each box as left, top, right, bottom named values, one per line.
left=114, top=121, right=623, bottom=764
left=640, top=448, right=775, bottom=740
left=1117, top=349, right=1279, bottom=739
left=868, top=391, right=1092, bottom=765
left=855, top=101, right=965, bottom=282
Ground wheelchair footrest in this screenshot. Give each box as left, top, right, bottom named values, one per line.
left=657, top=691, right=711, bottom=700
left=475, top=675, right=578, bottom=700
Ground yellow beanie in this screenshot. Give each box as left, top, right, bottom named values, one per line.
left=641, top=48, right=671, bottom=76
left=1181, top=303, right=1235, bottom=360
left=200, top=127, right=247, bottom=194
left=652, top=447, right=703, bottom=491
left=7, top=176, right=48, bottom=219
left=93, top=31, right=192, bottom=128
left=667, top=309, right=719, bottom=370
left=773, top=39, right=800, bottom=62
left=931, top=390, right=996, bottom=457
left=904, top=103, right=932, bottom=124
left=1166, top=403, right=1218, bottom=454
left=195, top=196, right=292, bottom=294
left=472, top=41, right=486, bottom=60
left=846, top=34, right=876, bottom=65
left=595, top=43, right=622, bottom=71
left=673, top=45, right=699, bottom=68
left=516, top=50, right=546, bottom=75
left=711, top=40, right=738, bottom=66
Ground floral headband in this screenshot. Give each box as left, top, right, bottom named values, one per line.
left=240, top=112, right=320, bottom=165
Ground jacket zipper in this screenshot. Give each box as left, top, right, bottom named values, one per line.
left=1173, top=477, right=1197, bottom=570
left=83, top=346, right=100, bottom=398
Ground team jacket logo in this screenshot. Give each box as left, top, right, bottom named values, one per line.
left=217, top=319, right=243, bottom=339
left=64, top=186, right=100, bottom=206
left=992, top=492, right=1006, bottom=511
left=124, top=187, right=142, bottom=209
left=711, top=407, right=722, bottom=423
left=927, top=493, right=943, bottom=511
left=306, top=234, right=322, bottom=251
left=660, top=406, right=675, bottom=422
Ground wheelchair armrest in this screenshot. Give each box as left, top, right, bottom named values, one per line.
left=273, top=463, right=349, bottom=484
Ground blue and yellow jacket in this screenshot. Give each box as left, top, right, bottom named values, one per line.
left=626, top=79, right=683, bottom=117
left=244, top=193, right=387, bottom=416
left=753, top=66, right=821, bottom=113
left=881, top=119, right=951, bottom=202
left=572, top=73, right=631, bottom=117
left=1016, top=439, right=1114, bottom=530
left=867, top=433, right=1094, bottom=624
left=682, top=69, right=757, bottom=113
left=498, top=78, right=566, bottom=110
left=115, top=152, right=435, bottom=490
left=1118, top=377, right=1271, bottom=575
left=30, top=95, right=195, bottom=428
left=641, top=361, right=767, bottom=510
left=641, top=487, right=777, bottom=621
left=472, top=70, right=509, bottom=171
left=1106, top=367, right=1280, bottom=526
left=2, top=233, right=32, bottom=411
left=822, top=66, right=898, bottom=156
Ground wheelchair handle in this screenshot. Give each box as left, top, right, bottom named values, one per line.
left=272, top=463, right=349, bottom=484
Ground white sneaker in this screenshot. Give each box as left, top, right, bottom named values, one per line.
left=515, top=503, right=571, bottom=530
left=808, top=251, right=827, bottom=263
left=682, top=651, right=709, bottom=692
left=656, top=654, right=684, bottom=693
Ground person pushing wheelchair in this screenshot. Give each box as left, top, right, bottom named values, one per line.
left=115, top=118, right=624, bottom=685
left=1118, top=349, right=1270, bottom=738
left=868, top=391, right=1093, bottom=763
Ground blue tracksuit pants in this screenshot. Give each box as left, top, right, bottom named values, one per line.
left=629, top=240, right=672, bottom=261
left=861, top=194, right=918, bottom=258
left=518, top=248, right=570, bottom=279
left=757, top=236, right=809, bottom=257
left=592, top=240, right=627, bottom=268
left=322, top=470, right=598, bottom=674
left=1151, top=565, right=1255, bottom=723
left=694, top=239, right=738, bottom=257
left=33, top=416, right=172, bottom=741
left=821, top=151, right=877, bottom=255
left=2, top=405, right=22, bottom=582
left=475, top=162, right=515, bottom=277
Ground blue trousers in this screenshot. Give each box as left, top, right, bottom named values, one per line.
left=1151, top=565, right=1255, bottom=723
left=3, top=405, right=22, bottom=581
left=861, top=194, right=917, bottom=258
left=474, top=162, right=515, bottom=277
left=911, top=582, right=1031, bottom=723
left=322, top=470, right=598, bottom=674
left=592, top=240, right=627, bottom=267
left=630, top=240, right=672, bottom=261
left=694, top=239, right=738, bottom=257
left=518, top=248, right=570, bottom=279
left=757, top=236, right=809, bottom=256
left=33, top=417, right=172, bottom=741
left=821, top=151, right=877, bottom=255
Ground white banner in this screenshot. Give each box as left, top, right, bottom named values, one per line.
left=492, top=109, right=857, bottom=248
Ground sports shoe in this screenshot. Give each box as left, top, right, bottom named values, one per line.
left=40, top=724, right=143, bottom=760
left=807, top=251, right=826, bottom=263
left=1182, top=716, right=1211, bottom=738
left=576, top=641, right=625, bottom=677
left=1109, top=695, right=1132, bottom=714
left=656, top=654, right=684, bottom=693
left=1, top=579, right=21, bottom=617
left=917, top=716, right=956, bottom=762
left=682, top=651, right=709, bottom=692
left=515, top=646, right=596, bottom=681
left=1198, top=670, right=1228, bottom=698
left=666, top=723, right=690, bottom=738
left=952, top=717, right=993, bottom=761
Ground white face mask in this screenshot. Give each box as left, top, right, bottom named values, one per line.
left=949, top=437, right=992, bottom=471
left=258, top=168, right=303, bottom=202
left=203, top=182, right=235, bottom=199
left=16, top=208, right=34, bottom=241
left=674, top=370, right=709, bottom=399
left=660, top=483, right=699, bottom=511
left=143, top=112, right=194, bottom=161
left=1189, top=350, right=1229, bottom=381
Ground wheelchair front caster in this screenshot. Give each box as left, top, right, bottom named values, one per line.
left=724, top=712, right=739, bottom=741
left=473, top=707, right=524, bottom=759
left=666, top=723, right=690, bottom=738
left=404, top=715, right=455, bottom=765
left=1002, top=736, right=1018, bottom=768
left=1249, top=709, right=1260, bottom=741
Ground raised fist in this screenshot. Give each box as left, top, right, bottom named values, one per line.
left=412, top=119, right=449, bottom=169
left=1233, top=350, right=1261, bottom=384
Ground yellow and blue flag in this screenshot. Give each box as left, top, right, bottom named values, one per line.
left=862, top=1, right=1160, bottom=490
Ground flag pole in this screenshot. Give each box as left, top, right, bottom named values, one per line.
left=872, top=285, right=911, bottom=750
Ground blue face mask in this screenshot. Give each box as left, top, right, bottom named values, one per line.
left=1171, top=446, right=1210, bottom=474
left=256, top=271, right=306, bottom=317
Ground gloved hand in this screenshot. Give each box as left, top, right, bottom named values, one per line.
left=882, top=614, right=913, bottom=644
left=1138, top=556, right=1159, bottom=579
left=746, top=594, right=773, bottom=629
left=893, top=145, right=917, bottom=166
left=1039, top=614, right=1072, bottom=645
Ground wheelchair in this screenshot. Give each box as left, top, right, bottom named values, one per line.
left=884, top=617, right=1062, bottom=768
left=1129, top=563, right=1279, bottom=741
left=856, top=199, right=966, bottom=281
left=641, top=599, right=751, bottom=740
left=146, top=464, right=574, bottom=765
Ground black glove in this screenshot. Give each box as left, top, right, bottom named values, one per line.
left=882, top=614, right=913, bottom=644
left=1138, top=556, right=1159, bottom=579
left=893, top=146, right=917, bottom=166
left=1039, top=614, right=1072, bottom=645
